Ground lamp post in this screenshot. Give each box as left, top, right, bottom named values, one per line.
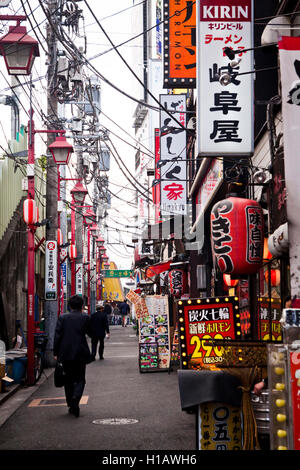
left=49, top=136, right=74, bottom=317
left=0, top=15, right=41, bottom=386
left=83, top=209, right=96, bottom=315
left=69, top=182, right=88, bottom=295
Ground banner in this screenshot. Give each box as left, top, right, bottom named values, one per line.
left=159, top=94, right=187, bottom=215
left=45, top=241, right=57, bottom=300
left=197, top=0, right=254, bottom=156
left=278, top=36, right=300, bottom=298
left=163, top=0, right=196, bottom=88
left=76, top=263, right=83, bottom=296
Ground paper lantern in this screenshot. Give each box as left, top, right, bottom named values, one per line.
left=211, top=197, right=264, bottom=275
left=223, top=274, right=238, bottom=287
left=265, top=269, right=281, bottom=287
left=68, top=244, right=77, bottom=260
left=23, top=198, right=38, bottom=225
left=57, top=228, right=63, bottom=246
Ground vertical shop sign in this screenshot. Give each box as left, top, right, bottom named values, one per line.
left=160, top=94, right=187, bottom=215
left=177, top=296, right=240, bottom=370
left=278, top=36, right=300, bottom=299
left=197, top=0, right=254, bottom=156
left=76, top=263, right=83, bottom=296
left=163, top=0, right=196, bottom=88
left=198, top=403, right=242, bottom=450
left=45, top=241, right=57, bottom=300
left=154, top=128, right=161, bottom=224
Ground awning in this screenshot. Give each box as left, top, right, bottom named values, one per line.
left=145, top=260, right=171, bottom=278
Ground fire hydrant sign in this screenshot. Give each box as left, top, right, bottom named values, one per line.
left=196, top=0, right=254, bottom=156
left=45, top=241, right=57, bottom=300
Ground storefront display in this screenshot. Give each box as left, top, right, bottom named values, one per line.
left=177, top=296, right=241, bottom=370
left=138, top=295, right=170, bottom=372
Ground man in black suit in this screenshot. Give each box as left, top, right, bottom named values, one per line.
left=53, top=295, right=92, bottom=417
left=90, top=302, right=110, bottom=360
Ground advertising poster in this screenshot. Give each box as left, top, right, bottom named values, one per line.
left=139, top=295, right=170, bottom=371
left=177, top=296, right=241, bottom=370
left=289, top=349, right=300, bottom=450
left=163, top=0, right=196, bottom=88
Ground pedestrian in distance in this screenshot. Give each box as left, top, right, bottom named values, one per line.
left=119, top=298, right=130, bottom=327
left=53, top=295, right=92, bottom=418
left=90, top=302, right=110, bottom=360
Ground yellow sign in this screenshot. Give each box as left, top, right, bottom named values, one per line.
left=199, top=402, right=242, bottom=450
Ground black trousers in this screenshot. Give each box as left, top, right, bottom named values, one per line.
left=91, top=336, right=105, bottom=359
left=62, top=360, right=86, bottom=408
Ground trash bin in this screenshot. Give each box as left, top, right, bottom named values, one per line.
left=12, top=357, right=27, bottom=384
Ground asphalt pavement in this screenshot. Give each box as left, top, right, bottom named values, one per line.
left=0, top=325, right=195, bottom=451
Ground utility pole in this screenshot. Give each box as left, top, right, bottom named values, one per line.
left=44, top=0, right=59, bottom=367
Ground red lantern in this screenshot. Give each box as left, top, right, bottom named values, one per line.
left=57, top=228, right=63, bottom=246
left=211, top=197, right=264, bottom=275
left=169, top=269, right=186, bottom=298
left=223, top=274, right=238, bottom=287
left=68, top=244, right=77, bottom=260
left=23, top=198, right=37, bottom=225
left=264, top=269, right=280, bottom=287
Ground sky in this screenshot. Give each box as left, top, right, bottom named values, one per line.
left=0, top=0, right=145, bottom=271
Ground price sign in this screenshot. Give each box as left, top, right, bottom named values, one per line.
left=177, top=296, right=241, bottom=370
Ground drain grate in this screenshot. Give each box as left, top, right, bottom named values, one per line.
left=92, top=418, right=139, bottom=425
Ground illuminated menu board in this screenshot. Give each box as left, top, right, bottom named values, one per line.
left=177, top=297, right=241, bottom=370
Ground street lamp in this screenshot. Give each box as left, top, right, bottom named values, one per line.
left=48, top=135, right=74, bottom=166
left=70, top=181, right=88, bottom=205
left=0, top=16, right=39, bottom=75
left=83, top=208, right=96, bottom=226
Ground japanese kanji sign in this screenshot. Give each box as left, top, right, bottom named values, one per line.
left=159, top=94, right=187, bottom=215
left=177, top=296, right=241, bottom=370
left=45, top=241, right=57, bottom=300
left=76, top=263, right=83, bottom=296
left=163, top=0, right=196, bottom=88
left=102, top=270, right=133, bottom=278
left=196, top=0, right=254, bottom=156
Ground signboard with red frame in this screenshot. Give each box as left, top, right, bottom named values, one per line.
left=177, top=296, right=241, bottom=370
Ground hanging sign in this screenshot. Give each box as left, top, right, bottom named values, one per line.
left=163, top=0, right=196, bottom=88
left=159, top=94, right=187, bottom=215
left=258, top=298, right=282, bottom=342
left=76, top=263, right=83, bottom=296
left=45, top=241, right=57, bottom=300
left=177, top=296, right=241, bottom=370
left=196, top=0, right=254, bottom=156
left=169, top=269, right=186, bottom=298
left=210, top=197, right=264, bottom=275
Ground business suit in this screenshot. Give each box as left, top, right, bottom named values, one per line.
left=90, top=308, right=110, bottom=359
left=54, top=310, right=92, bottom=415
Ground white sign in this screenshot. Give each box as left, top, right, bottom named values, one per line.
left=0, top=0, right=12, bottom=7
left=45, top=241, right=57, bottom=300
left=76, top=263, right=83, bottom=296
left=159, top=94, right=187, bottom=215
left=197, top=0, right=254, bottom=156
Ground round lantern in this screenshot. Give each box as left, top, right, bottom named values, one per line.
left=168, top=269, right=186, bottom=298
left=23, top=198, right=38, bottom=225
left=210, top=197, right=264, bottom=275
left=265, top=269, right=280, bottom=287
left=223, top=274, right=238, bottom=287
left=68, top=244, right=77, bottom=260
left=57, top=228, right=63, bottom=246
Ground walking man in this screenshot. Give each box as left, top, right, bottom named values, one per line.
left=53, top=295, right=92, bottom=417
left=119, top=298, right=130, bottom=327
left=90, top=302, right=110, bottom=360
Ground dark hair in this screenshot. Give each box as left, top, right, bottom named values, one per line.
left=68, top=295, right=84, bottom=311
